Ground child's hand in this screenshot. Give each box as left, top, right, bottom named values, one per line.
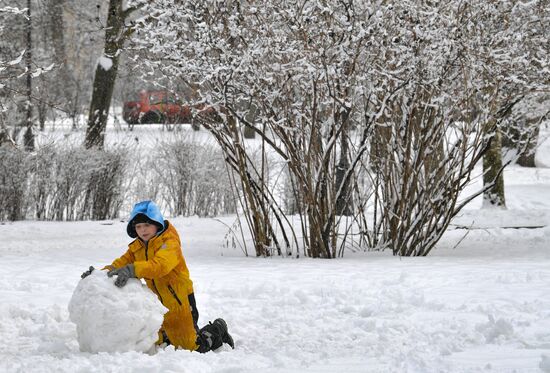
left=81, top=266, right=95, bottom=279
left=107, top=264, right=136, bottom=287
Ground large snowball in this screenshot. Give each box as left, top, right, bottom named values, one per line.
left=68, top=270, right=167, bottom=353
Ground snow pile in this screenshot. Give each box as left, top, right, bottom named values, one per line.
left=68, top=270, right=166, bottom=353
left=476, top=315, right=514, bottom=343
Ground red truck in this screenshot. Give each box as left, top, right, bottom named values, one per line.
left=123, top=90, right=192, bottom=127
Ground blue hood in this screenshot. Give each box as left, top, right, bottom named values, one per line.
left=127, top=200, right=165, bottom=238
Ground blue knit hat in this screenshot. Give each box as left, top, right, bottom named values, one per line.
left=127, top=200, right=165, bottom=238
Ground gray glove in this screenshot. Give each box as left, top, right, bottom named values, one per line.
left=81, top=266, right=95, bottom=279
left=107, top=264, right=136, bottom=287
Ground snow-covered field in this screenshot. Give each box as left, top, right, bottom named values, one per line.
left=1, top=123, right=550, bottom=372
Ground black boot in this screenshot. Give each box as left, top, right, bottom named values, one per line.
left=212, top=318, right=234, bottom=349
left=196, top=318, right=235, bottom=352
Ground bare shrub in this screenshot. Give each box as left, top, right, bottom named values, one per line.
left=150, top=138, right=236, bottom=218
left=138, top=0, right=548, bottom=258
left=49, top=148, right=93, bottom=220
left=371, top=103, right=489, bottom=256
left=2, top=139, right=232, bottom=222
left=27, top=146, right=127, bottom=221
left=198, top=114, right=293, bottom=257
left=29, top=146, right=56, bottom=220
left=80, top=148, right=127, bottom=220
left=0, top=147, right=29, bottom=220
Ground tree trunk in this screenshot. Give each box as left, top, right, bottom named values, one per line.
left=37, top=100, right=47, bottom=131
left=48, top=0, right=72, bottom=125
left=242, top=102, right=257, bottom=138
left=49, top=0, right=67, bottom=71
left=84, top=0, right=127, bottom=149
left=483, top=127, right=506, bottom=208
left=517, top=117, right=540, bottom=167
left=335, top=109, right=352, bottom=216
left=243, top=125, right=255, bottom=139
left=370, top=123, right=391, bottom=173
left=23, top=0, right=34, bottom=151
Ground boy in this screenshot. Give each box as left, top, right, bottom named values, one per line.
left=82, top=200, right=234, bottom=352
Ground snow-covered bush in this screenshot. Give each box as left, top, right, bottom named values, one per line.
left=27, top=146, right=127, bottom=221
left=81, top=148, right=127, bottom=220
left=0, top=139, right=237, bottom=221
left=29, top=145, right=56, bottom=220
left=68, top=270, right=166, bottom=353
left=137, top=137, right=236, bottom=218
left=132, top=0, right=549, bottom=257
left=41, top=147, right=91, bottom=220
left=0, top=147, right=29, bottom=220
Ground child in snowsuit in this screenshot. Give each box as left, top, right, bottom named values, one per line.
left=82, top=200, right=234, bottom=352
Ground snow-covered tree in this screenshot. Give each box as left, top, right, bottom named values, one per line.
left=0, top=0, right=94, bottom=142
left=84, top=0, right=143, bottom=149
left=0, top=4, right=27, bottom=146
left=133, top=0, right=549, bottom=256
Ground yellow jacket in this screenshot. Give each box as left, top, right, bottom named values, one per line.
left=109, top=220, right=198, bottom=350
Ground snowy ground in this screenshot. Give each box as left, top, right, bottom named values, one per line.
left=1, top=123, right=550, bottom=372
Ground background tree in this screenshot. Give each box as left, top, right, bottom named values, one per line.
left=84, top=0, right=139, bottom=149
left=0, top=6, right=25, bottom=145
left=22, top=0, right=34, bottom=151
left=502, top=93, right=550, bottom=168
left=1, top=0, right=99, bottom=139
left=480, top=1, right=549, bottom=206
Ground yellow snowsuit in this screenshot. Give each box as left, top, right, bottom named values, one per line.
left=109, top=221, right=198, bottom=350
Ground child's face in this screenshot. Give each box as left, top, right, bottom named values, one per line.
left=135, top=222, right=158, bottom=242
